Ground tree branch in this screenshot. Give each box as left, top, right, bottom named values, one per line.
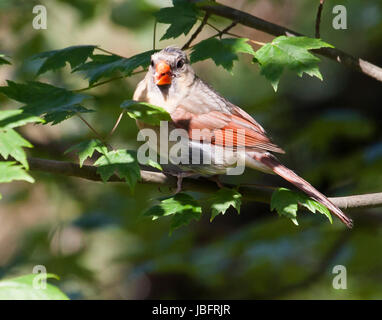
left=182, top=13, right=210, bottom=50
left=315, top=0, right=325, bottom=38
left=197, top=1, right=382, bottom=83
left=26, top=157, right=382, bottom=210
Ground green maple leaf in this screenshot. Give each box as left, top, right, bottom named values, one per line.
left=0, top=110, right=44, bottom=129
left=155, top=0, right=201, bottom=40
left=253, top=36, right=333, bottom=91
left=94, top=149, right=141, bottom=192
left=73, top=50, right=156, bottom=85
left=0, top=81, right=92, bottom=125
left=144, top=193, right=202, bottom=233
left=270, top=187, right=332, bottom=226
left=0, top=273, right=68, bottom=300
left=190, top=38, right=255, bottom=72
left=65, top=139, right=107, bottom=167
left=209, top=188, right=242, bottom=221
left=31, top=45, right=96, bottom=75
left=298, top=194, right=333, bottom=224
left=0, top=129, right=33, bottom=169
left=0, top=162, right=34, bottom=184
left=121, top=100, right=171, bottom=126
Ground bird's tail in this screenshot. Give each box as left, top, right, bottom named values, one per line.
left=249, top=153, right=353, bottom=228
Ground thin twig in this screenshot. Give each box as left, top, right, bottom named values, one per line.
left=153, top=20, right=157, bottom=50
left=75, top=113, right=105, bottom=143
left=74, top=70, right=146, bottom=93
left=219, top=21, right=237, bottom=38
left=198, top=21, right=265, bottom=47
left=182, top=13, right=210, bottom=50
left=76, top=113, right=115, bottom=151
left=315, top=0, right=325, bottom=38
left=107, top=111, right=125, bottom=140
left=205, top=21, right=221, bottom=33
left=74, top=76, right=125, bottom=93
left=225, top=31, right=265, bottom=46
left=95, top=47, right=124, bottom=58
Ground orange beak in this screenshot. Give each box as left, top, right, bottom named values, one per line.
left=155, top=61, right=172, bottom=85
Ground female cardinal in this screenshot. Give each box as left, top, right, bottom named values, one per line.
left=133, top=46, right=353, bottom=228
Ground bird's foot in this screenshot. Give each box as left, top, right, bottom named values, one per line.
left=174, top=172, right=195, bottom=194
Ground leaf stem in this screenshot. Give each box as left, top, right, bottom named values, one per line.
left=74, top=69, right=146, bottom=93
left=315, top=0, right=326, bottom=38
left=182, top=13, right=210, bottom=50
left=107, top=111, right=125, bottom=140
left=95, top=47, right=125, bottom=58
left=76, top=113, right=105, bottom=142
left=153, top=20, right=157, bottom=50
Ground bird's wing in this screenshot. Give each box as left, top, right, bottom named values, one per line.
left=171, top=105, right=285, bottom=154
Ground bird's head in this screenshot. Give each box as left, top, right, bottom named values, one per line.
left=149, top=46, right=194, bottom=90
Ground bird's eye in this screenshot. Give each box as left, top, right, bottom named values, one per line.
left=150, top=60, right=154, bottom=67
left=176, top=59, right=184, bottom=69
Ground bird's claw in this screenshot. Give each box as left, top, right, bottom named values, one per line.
left=173, top=172, right=194, bottom=194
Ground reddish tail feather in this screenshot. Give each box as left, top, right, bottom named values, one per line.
left=257, top=154, right=353, bottom=228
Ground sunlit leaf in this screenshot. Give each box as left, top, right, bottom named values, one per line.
left=0, top=129, right=32, bottom=169
left=144, top=193, right=202, bottom=232
left=253, top=36, right=333, bottom=91
left=0, top=81, right=92, bottom=125
left=271, top=187, right=332, bottom=225
left=140, top=157, right=163, bottom=171
left=94, top=149, right=141, bottom=191
left=0, top=273, right=68, bottom=300
left=209, top=188, right=242, bottom=221
left=298, top=194, right=332, bottom=224
left=271, top=188, right=299, bottom=225
left=65, top=139, right=107, bottom=167
left=0, top=110, right=44, bottom=129
left=0, top=161, right=34, bottom=183
left=121, top=100, right=171, bottom=125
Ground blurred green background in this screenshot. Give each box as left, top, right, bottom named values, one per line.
left=0, top=0, right=382, bottom=299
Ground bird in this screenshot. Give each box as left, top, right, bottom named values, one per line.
left=133, top=46, right=353, bottom=228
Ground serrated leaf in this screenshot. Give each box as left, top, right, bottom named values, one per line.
left=270, top=188, right=299, bottom=225
left=155, top=0, right=200, bottom=40
left=190, top=38, right=255, bottom=72
left=271, top=187, right=333, bottom=226
left=140, top=157, right=163, bottom=171
left=0, top=273, right=68, bottom=300
left=253, top=36, right=333, bottom=91
left=144, top=193, right=202, bottom=232
left=209, top=188, right=242, bottom=221
left=298, top=194, right=333, bottom=224
left=0, top=110, right=44, bottom=129
left=0, top=162, right=34, bottom=183
left=65, top=139, right=107, bottom=167
left=0, top=129, right=33, bottom=169
left=0, top=81, right=92, bottom=125
left=73, top=50, right=156, bottom=85
left=94, top=149, right=141, bottom=191
left=31, top=45, right=96, bottom=75
left=121, top=100, right=171, bottom=125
